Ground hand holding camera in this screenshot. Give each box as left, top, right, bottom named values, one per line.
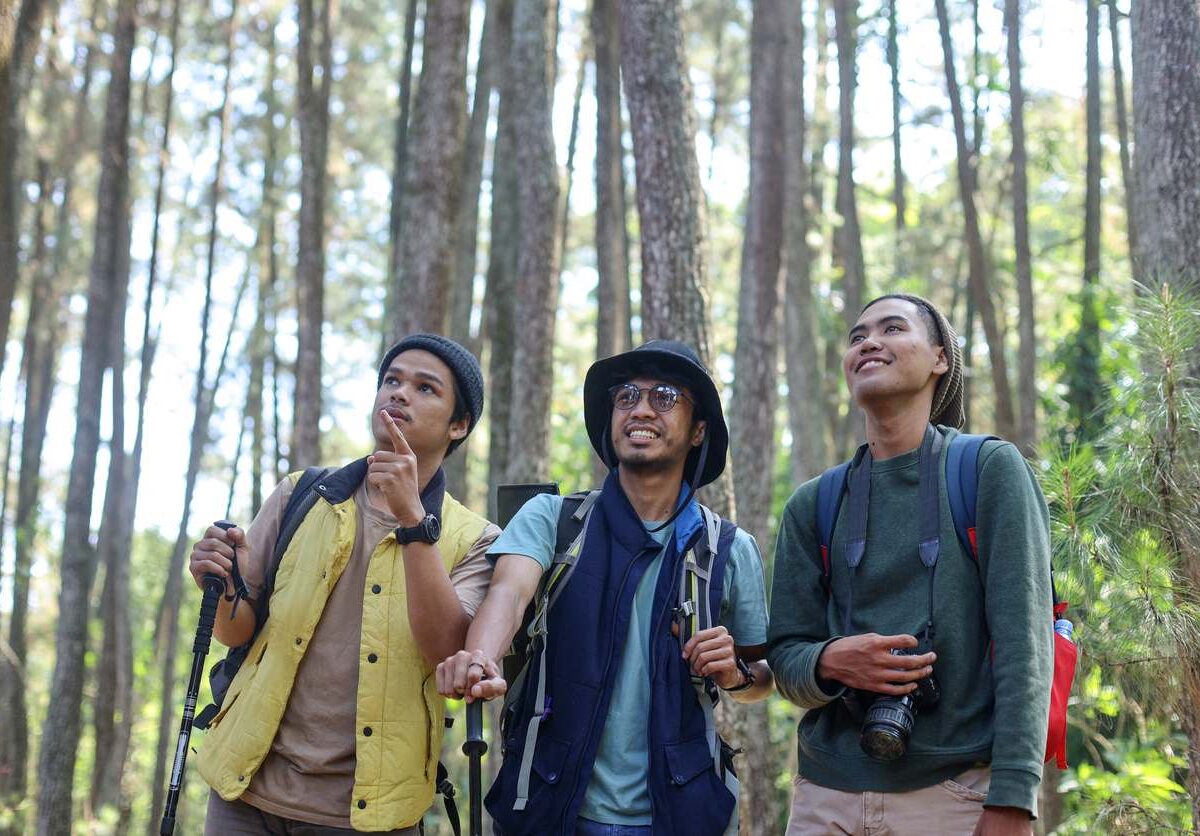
left=817, top=633, right=936, bottom=695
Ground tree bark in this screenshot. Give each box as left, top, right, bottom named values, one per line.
left=395, top=0, right=471, bottom=337
left=293, top=0, right=333, bottom=467
left=503, top=0, right=560, bottom=484
left=0, top=0, right=49, bottom=385
left=934, top=0, right=1015, bottom=440
left=386, top=0, right=419, bottom=342
left=1004, top=0, right=1037, bottom=456
left=35, top=0, right=137, bottom=830
left=785, top=0, right=828, bottom=484
left=728, top=2, right=786, bottom=832
left=1107, top=0, right=1137, bottom=260
left=888, top=0, right=906, bottom=265
left=483, top=0, right=517, bottom=517
left=446, top=0, right=506, bottom=501
left=1068, top=0, right=1104, bottom=440
left=1130, top=0, right=1200, bottom=297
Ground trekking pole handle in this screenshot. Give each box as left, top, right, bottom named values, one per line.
left=463, top=699, right=487, bottom=756
left=213, top=520, right=250, bottom=602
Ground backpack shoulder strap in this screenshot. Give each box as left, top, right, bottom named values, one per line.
left=944, top=434, right=997, bottom=562
left=256, top=466, right=335, bottom=625
left=814, top=461, right=852, bottom=589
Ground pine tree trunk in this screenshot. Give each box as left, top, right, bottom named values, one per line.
left=1068, top=0, right=1104, bottom=441
left=934, top=0, right=1015, bottom=440
left=888, top=0, right=905, bottom=263
left=483, top=0, right=516, bottom=517
left=293, top=0, right=333, bottom=467
left=1130, top=0, right=1200, bottom=298
left=35, top=1, right=137, bottom=830
left=558, top=45, right=587, bottom=275
left=446, top=0, right=505, bottom=502
left=1107, top=0, right=1137, bottom=261
left=503, top=0, right=560, bottom=484
left=1004, top=0, right=1037, bottom=456
left=0, top=0, right=49, bottom=385
left=395, top=0, right=471, bottom=337
left=728, top=3, right=786, bottom=832
left=591, top=0, right=631, bottom=484
left=785, top=0, right=827, bottom=484
left=386, top=0, right=419, bottom=342
left=148, top=4, right=240, bottom=825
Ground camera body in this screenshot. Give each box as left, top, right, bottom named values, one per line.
left=842, top=642, right=940, bottom=762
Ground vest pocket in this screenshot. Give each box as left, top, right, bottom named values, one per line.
left=531, top=736, right=570, bottom=786
left=663, top=734, right=736, bottom=834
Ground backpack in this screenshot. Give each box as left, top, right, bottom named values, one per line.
left=814, top=433, right=1077, bottom=769
left=193, top=465, right=464, bottom=835
left=495, top=485, right=741, bottom=814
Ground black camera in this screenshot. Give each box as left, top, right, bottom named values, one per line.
left=843, top=643, right=940, bottom=762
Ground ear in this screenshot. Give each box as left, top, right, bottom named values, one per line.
left=448, top=417, right=469, bottom=441
left=691, top=419, right=707, bottom=448
left=931, top=345, right=949, bottom=377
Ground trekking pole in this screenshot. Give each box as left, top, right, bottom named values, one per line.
left=463, top=699, right=488, bottom=836
left=160, top=520, right=236, bottom=835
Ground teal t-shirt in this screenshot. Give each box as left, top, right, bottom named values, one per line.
left=487, top=492, right=768, bottom=825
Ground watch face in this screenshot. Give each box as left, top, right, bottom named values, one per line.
left=425, top=515, right=441, bottom=542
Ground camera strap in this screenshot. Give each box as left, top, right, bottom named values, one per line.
left=839, top=425, right=943, bottom=637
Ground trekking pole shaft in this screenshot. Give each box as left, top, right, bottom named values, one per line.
left=160, top=574, right=224, bottom=835
left=463, top=700, right=487, bottom=836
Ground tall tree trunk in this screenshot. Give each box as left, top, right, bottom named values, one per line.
left=1068, top=0, right=1104, bottom=441
left=592, top=0, right=631, bottom=364
left=1107, top=0, right=1136, bottom=260
left=503, top=0, right=559, bottom=484
left=249, top=21, right=280, bottom=517
left=293, top=0, right=333, bottom=467
left=1004, top=0, right=1037, bottom=456
left=483, top=0, right=516, bottom=517
left=622, top=0, right=732, bottom=515
left=703, top=8, right=727, bottom=184
left=446, top=0, right=505, bottom=501
left=591, top=0, right=631, bottom=483
left=934, top=0, right=1015, bottom=440
left=1130, top=0, right=1200, bottom=298
left=729, top=2, right=786, bottom=832
left=785, top=0, right=827, bottom=484
left=386, top=0, right=419, bottom=344
left=888, top=0, right=905, bottom=277
left=394, top=0, right=471, bottom=337
left=35, top=1, right=137, bottom=830
left=832, top=0, right=865, bottom=449
left=148, top=4, right=240, bottom=826
left=0, top=0, right=49, bottom=384
left=558, top=44, right=587, bottom=275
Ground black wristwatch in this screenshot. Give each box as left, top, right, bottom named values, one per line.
left=396, top=514, right=441, bottom=545
left=722, top=657, right=756, bottom=693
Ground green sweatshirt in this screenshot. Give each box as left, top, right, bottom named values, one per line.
left=767, top=426, right=1053, bottom=816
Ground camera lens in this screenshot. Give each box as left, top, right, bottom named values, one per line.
left=859, top=695, right=917, bottom=761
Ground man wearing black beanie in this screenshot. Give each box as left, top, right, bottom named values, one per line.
left=188, top=334, right=499, bottom=834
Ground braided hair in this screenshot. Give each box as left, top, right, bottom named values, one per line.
left=860, top=293, right=965, bottom=429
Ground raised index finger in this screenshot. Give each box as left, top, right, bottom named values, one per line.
left=380, top=410, right=412, bottom=453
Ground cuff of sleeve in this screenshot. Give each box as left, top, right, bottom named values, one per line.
left=984, top=767, right=1042, bottom=818
left=798, top=637, right=845, bottom=705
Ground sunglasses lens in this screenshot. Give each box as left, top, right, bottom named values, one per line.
left=649, top=386, right=680, bottom=412
left=613, top=384, right=640, bottom=410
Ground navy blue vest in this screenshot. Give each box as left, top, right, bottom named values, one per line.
left=487, top=473, right=739, bottom=835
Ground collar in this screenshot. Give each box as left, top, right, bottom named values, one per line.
left=314, top=457, right=447, bottom=519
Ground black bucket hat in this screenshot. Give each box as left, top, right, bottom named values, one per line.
left=583, top=339, right=729, bottom=487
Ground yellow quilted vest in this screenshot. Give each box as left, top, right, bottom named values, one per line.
left=197, top=468, right=489, bottom=831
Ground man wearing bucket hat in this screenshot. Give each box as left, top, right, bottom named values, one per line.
left=768, top=295, right=1054, bottom=835
left=437, top=339, right=773, bottom=836
left=188, top=334, right=500, bottom=834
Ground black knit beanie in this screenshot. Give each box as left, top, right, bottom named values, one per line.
left=377, top=334, right=485, bottom=453
left=861, top=294, right=965, bottom=429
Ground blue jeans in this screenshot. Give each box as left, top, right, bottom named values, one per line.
left=575, top=818, right=653, bottom=836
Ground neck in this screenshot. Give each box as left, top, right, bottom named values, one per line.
left=862, top=402, right=932, bottom=461
left=617, top=464, right=686, bottom=522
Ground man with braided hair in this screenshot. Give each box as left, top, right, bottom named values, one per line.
left=769, top=295, right=1053, bottom=835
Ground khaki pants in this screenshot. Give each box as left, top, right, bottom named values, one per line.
left=785, top=767, right=990, bottom=836
left=204, top=791, right=423, bottom=836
